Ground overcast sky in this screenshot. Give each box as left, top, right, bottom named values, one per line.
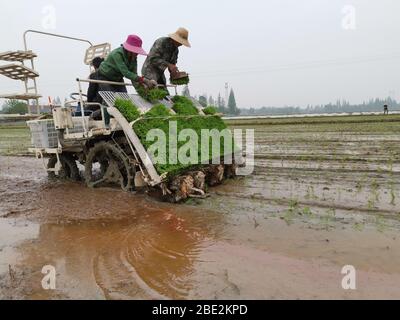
left=0, top=0, right=399, bottom=108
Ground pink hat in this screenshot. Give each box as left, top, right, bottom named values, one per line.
left=123, top=35, right=147, bottom=55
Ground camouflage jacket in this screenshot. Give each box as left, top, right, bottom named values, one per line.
left=142, top=37, right=179, bottom=75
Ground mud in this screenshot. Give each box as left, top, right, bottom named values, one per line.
left=1, top=119, right=400, bottom=299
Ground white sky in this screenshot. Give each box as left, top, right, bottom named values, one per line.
left=0, top=0, right=399, bottom=108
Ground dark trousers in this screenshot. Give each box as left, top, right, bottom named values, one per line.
left=90, top=72, right=127, bottom=123
left=142, top=67, right=169, bottom=94
left=97, top=72, right=128, bottom=94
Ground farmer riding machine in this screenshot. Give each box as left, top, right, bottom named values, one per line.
left=0, top=30, right=241, bottom=202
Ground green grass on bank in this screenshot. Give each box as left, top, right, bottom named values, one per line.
left=231, top=121, right=400, bottom=134
left=225, top=114, right=400, bottom=126
left=0, top=125, right=31, bottom=156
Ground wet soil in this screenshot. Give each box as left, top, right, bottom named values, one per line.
left=1, top=119, right=400, bottom=299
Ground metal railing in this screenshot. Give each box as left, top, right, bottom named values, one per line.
left=74, top=78, right=178, bottom=136
left=23, top=30, right=93, bottom=51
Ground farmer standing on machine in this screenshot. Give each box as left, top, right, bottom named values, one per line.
left=142, top=28, right=191, bottom=89
left=87, top=57, right=104, bottom=105
left=97, top=34, right=157, bottom=93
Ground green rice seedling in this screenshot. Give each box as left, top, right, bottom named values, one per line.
left=171, top=95, right=199, bottom=115
left=143, top=103, right=172, bottom=118
left=375, top=215, right=386, bottom=233
left=388, top=157, right=393, bottom=175
left=337, top=187, right=342, bottom=201
left=202, top=106, right=218, bottom=115
left=320, top=208, right=336, bottom=230
left=281, top=200, right=299, bottom=225
left=117, top=97, right=237, bottom=178
left=371, top=179, right=380, bottom=202
left=367, top=196, right=376, bottom=210
left=288, top=199, right=299, bottom=208
left=353, top=222, right=365, bottom=231
left=136, top=86, right=168, bottom=103
left=283, top=208, right=295, bottom=225
left=114, top=98, right=141, bottom=122
left=305, top=186, right=311, bottom=200
left=389, top=181, right=396, bottom=206
left=355, top=181, right=363, bottom=193
left=305, top=185, right=318, bottom=200
left=302, top=206, right=313, bottom=217
left=170, top=76, right=190, bottom=86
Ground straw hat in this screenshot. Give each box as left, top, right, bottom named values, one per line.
left=169, top=28, right=191, bottom=48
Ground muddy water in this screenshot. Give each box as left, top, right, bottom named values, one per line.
left=1, top=153, right=400, bottom=299
left=16, top=214, right=219, bottom=300
left=0, top=219, right=39, bottom=274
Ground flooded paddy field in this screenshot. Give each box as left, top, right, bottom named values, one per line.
left=1, top=114, right=400, bottom=299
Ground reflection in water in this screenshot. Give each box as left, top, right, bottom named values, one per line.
left=18, top=203, right=221, bottom=299
left=0, top=219, right=39, bottom=274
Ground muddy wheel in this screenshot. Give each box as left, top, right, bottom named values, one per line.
left=205, top=164, right=225, bottom=186
left=47, top=154, right=80, bottom=181
left=224, top=163, right=237, bottom=179
left=84, top=141, right=135, bottom=191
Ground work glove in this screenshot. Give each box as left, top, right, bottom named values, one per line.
left=143, top=78, right=158, bottom=89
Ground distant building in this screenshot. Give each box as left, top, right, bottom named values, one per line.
left=27, top=103, right=52, bottom=114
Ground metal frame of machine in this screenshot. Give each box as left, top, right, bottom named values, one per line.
left=1, top=30, right=238, bottom=201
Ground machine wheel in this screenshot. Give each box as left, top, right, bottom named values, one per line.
left=47, top=154, right=80, bottom=181
left=84, top=141, right=135, bottom=191
left=224, top=163, right=237, bottom=179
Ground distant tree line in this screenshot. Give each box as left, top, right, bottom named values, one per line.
left=184, top=86, right=400, bottom=117
left=3, top=94, right=398, bottom=117
left=240, top=97, right=400, bottom=116
left=183, top=86, right=241, bottom=116
left=0, top=100, right=28, bottom=114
